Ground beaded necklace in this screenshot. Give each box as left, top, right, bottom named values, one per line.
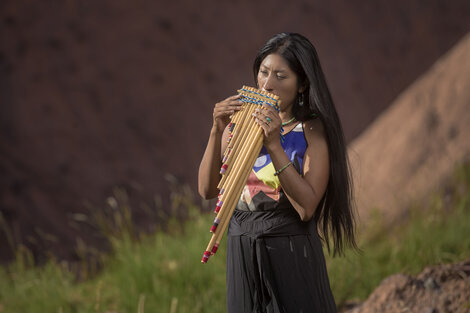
left=281, top=116, right=296, bottom=126
left=281, top=113, right=318, bottom=127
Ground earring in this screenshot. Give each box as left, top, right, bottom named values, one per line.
left=298, top=93, right=304, bottom=106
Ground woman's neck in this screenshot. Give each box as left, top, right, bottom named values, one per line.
left=279, top=110, right=294, bottom=124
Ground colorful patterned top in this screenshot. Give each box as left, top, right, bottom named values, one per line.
left=236, top=122, right=307, bottom=212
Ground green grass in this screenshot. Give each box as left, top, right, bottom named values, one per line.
left=0, top=163, right=469, bottom=313
left=0, top=208, right=228, bottom=313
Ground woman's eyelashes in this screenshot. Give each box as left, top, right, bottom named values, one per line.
left=259, top=70, right=287, bottom=80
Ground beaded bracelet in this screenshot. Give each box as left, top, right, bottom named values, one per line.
left=274, top=161, right=292, bottom=176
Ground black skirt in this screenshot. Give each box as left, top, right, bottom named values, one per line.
left=226, top=208, right=337, bottom=313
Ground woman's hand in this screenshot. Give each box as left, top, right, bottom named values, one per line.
left=213, top=95, right=243, bottom=133
left=252, top=103, right=282, bottom=151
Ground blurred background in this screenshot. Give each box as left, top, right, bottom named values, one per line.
left=1, top=1, right=470, bottom=312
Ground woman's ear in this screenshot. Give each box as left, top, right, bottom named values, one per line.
left=298, top=80, right=308, bottom=93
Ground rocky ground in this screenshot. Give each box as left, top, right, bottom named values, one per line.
left=343, top=259, right=470, bottom=313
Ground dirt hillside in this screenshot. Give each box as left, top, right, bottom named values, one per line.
left=1, top=1, right=470, bottom=263
left=349, top=32, right=470, bottom=226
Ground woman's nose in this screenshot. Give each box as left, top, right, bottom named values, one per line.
left=261, top=76, right=274, bottom=92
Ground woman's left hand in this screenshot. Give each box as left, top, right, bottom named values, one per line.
left=252, top=103, right=282, bottom=151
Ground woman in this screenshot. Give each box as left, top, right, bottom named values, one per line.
left=198, top=33, right=356, bottom=313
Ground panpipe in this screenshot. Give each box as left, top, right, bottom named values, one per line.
left=201, top=86, right=280, bottom=263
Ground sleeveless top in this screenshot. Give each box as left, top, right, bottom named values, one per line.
left=236, top=122, right=307, bottom=212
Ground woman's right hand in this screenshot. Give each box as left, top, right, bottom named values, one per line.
left=212, top=94, right=243, bottom=132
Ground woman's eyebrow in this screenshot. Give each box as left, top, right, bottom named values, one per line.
left=260, top=65, right=288, bottom=73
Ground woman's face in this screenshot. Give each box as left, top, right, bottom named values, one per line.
left=257, top=53, right=302, bottom=113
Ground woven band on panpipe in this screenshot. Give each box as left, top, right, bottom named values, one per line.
left=201, top=86, right=280, bottom=263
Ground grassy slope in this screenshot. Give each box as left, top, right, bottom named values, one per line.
left=0, top=164, right=469, bottom=313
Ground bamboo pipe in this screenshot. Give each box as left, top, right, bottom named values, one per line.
left=201, top=86, right=279, bottom=263
left=204, top=116, right=263, bottom=259
left=218, top=111, right=257, bottom=191
left=218, top=102, right=257, bottom=185
left=215, top=101, right=261, bottom=214
left=214, top=105, right=256, bottom=214
left=211, top=114, right=262, bottom=231
left=202, top=87, right=278, bottom=262
left=204, top=136, right=263, bottom=256
left=221, top=102, right=249, bottom=162
left=211, top=135, right=264, bottom=253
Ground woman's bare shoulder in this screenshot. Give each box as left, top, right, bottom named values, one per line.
left=303, top=118, right=326, bottom=145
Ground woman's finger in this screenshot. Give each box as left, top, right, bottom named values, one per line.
left=254, top=116, right=269, bottom=134
left=254, top=107, right=279, bottom=126
left=227, top=94, right=241, bottom=101
left=215, top=100, right=243, bottom=112
left=262, top=104, right=279, bottom=118
left=264, top=111, right=279, bottom=125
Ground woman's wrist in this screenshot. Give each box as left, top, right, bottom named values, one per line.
left=265, top=140, right=283, bottom=155
left=211, top=123, right=226, bottom=136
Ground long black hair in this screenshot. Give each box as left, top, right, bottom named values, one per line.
left=253, top=32, right=357, bottom=255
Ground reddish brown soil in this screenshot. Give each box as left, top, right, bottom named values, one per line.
left=1, top=1, right=470, bottom=263
left=343, top=259, right=470, bottom=313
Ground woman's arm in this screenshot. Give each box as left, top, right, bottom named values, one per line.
left=253, top=106, right=329, bottom=221
left=270, top=119, right=329, bottom=221
left=198, top=126, right=230, bottom=199
left=198, top=95, right=242, bottom=199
